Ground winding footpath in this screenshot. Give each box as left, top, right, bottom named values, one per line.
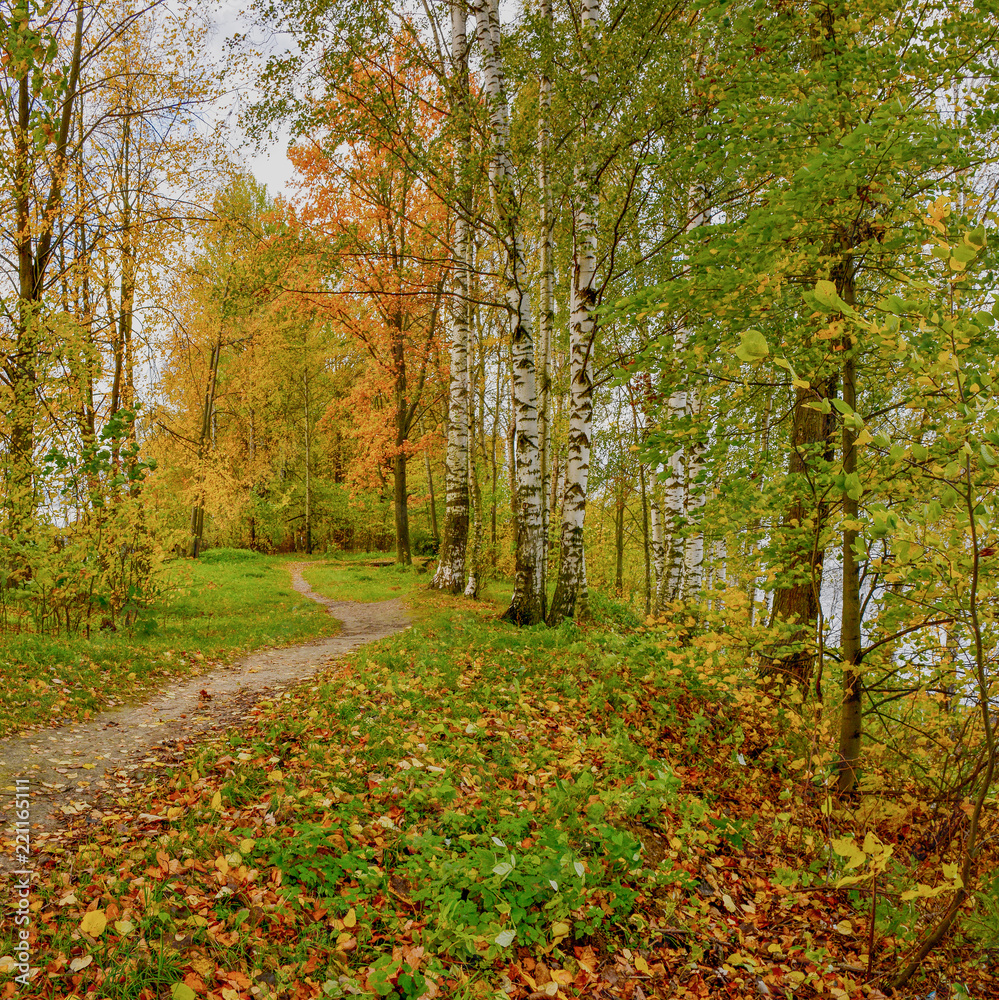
left=0, top=564, right=409, bottom=870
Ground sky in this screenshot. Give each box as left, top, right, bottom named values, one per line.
left=208, top=0, right=297, bottom=197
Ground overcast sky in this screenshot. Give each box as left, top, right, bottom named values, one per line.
left=207, top=0, right=297, bottom=197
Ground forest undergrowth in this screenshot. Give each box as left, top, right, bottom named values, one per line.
left=1, top=562, right=996, bottom=1000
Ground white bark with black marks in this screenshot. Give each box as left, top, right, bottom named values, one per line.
left=432, top=1, right=471, bottom=594
left=549, top=0, right=599, bottom=623
left=473, top=0, right=545, bottom=624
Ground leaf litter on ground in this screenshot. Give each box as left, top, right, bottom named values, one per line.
left=2, top=572, right=995, bottom=1000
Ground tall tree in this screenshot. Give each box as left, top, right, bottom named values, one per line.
left=472, top=0, right=546, bottom=624
left=548, top=0, right=600, bottom=622
left=432, top=0, right=472, bottom=592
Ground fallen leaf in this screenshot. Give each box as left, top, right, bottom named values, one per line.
left=69, top=955, right=93, bottom=972
left=79, top=910, right=106, bottom=936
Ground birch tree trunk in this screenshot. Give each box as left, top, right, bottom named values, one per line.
left=537, top=0, right=555, bottom=601
left=473, top=0, right=545, bottom=624
left=837, top=268, right=863, bottom=794
left=465, top=291, right=482, bottom=597
left=432, top=0, right=471, bottom=593
left=662, top=186, right=709, bottom=604
left=548, top=0, right=599, bottom=623
left=651, top=483, right=668, bottom=614
left=661, top=384, right=687, bottom=603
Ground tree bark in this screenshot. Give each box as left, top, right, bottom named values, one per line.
left=393, top=332, right=412, bottom=566
left=651, top=487, right=668, bottom=613
left=5, top=1, right=84, bottom=539
left=759, top=377, right=837, bottom=687
left=837, top=268, right=862, bottom=793
left=549, top=0, right=599, bottom=623
left=615, top=493, right=625, bottom=597
left=537, top=0, right=555, bottom=602
left=473, top=0, right=545, bottom=624
left=432, top=0, right=471, bottom=592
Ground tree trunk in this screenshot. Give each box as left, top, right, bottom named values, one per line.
left=537, top=0, right=555, bottom=602
left=4, top=2, right=84, bottom=541
left=615, top=493, right=625, bottom=597
left=190, top=335, right=222, bottom=559
left=394, top=448, right=411, bottom=565
left=651, top=488, right=668, bottom=614
left=473, top=0, right=545, bottom=624
left=549, top=0, right=599, bottom=623
left=759, top=377, right=837, bottom=686
left=837, top=269, right=862, bottom=794
left=432, top=0, right=471, bottom=592
left=639, top=460, right=651, bottom=616
left=465, top=296, right=482, bottom=596
left=393, top=332, right=412, bottom=565
left=420, top=418, right=440, bottom=546
left=304, top=373, right=312, bottom=555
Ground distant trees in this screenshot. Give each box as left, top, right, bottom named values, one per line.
left=0, top=0, right=220, bottom=630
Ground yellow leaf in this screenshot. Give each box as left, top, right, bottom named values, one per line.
left=167, top=806, right=184, bottom=820
left=862, top=831, right=885, bottom=854
left=551, top=921, right=570, bottom=938
left=268, top=770, right=284, bottom=782
left=942, top=862, right=963, bottom=886
left=239, top=838, right=255, bottom=854
left=722, top=894, right=737, bottom=913
left=79, top=910, right=106, bottom=936
left=835, top=920, right=853, bottom=935
left=831, top=836, right=866, bottom=869
left=0, top=957, right=18, bottom=973
left=634, top=955, right=650, bottom=973
left=222, top=989, right=239, bottom=1000
left=344, top=908, right=357, bottom=928
left=190, top=769, right=199, bottom=783
left=191, top=958, right=214, bottom=978
left=215, top=855, right=229, bottom=875
left=171, top=986, right=197, bottom=1000
left=69, top=955, right=93, bottom=972
left=114, top=919, right=135, bottom=936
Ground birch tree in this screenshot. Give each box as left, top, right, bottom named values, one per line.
left=548, top=0, right=599, bottom=623
left=432, top=0, right=471, bottom=592
left=472, top=0, right=545, bottom=624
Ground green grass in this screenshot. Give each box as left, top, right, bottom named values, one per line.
left=302, top=554, right=423, bottom=603
left=0, top=548, right=335, bottom=737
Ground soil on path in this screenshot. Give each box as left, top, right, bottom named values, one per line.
left=0, top=563, right=409, bottom=871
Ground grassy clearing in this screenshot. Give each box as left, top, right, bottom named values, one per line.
left=0, top=549, right=334, bottom=738
left=301, top=557, right=423, bottom=604
left=13, top=572, right=996, bottom=999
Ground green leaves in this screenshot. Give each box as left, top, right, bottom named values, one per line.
left=733, top=328, right=769, bottom=363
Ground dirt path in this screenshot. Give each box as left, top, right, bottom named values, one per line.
left=0, top=563, right=409, bottom=869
